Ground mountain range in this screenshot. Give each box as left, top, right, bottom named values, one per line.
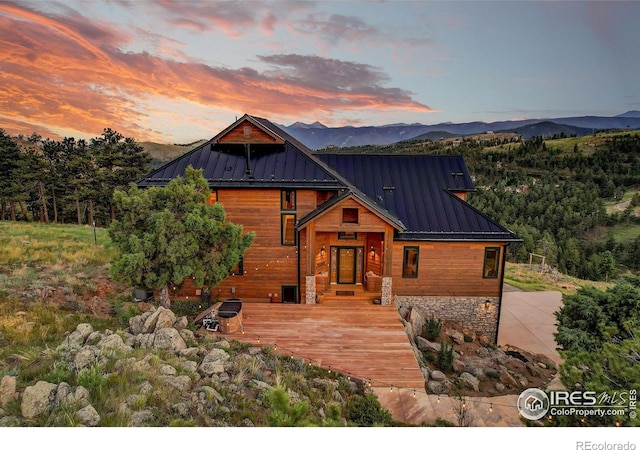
left=280, top=111, right=640, bottom=150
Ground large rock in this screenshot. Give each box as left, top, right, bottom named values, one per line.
left=97, top=334, right=133, bottom=353
left=21, top=381, right=57, bottom=419
left=152, top=327, right=187, bottom=352
left=459, top=372, right=481, bottom=392
left=415, top=336, right=441, bottom=354
left=160, top=375, right=192, bottom=392
left=143, top=306, right=176, bottom=333
left=75, top=404, right=100, bottom=426
left=74, top=346, right=97, bottom=371
left=198, top=348, right=231, bottom=376
left=446, top=328, right=465, bottom=345
left=62, top=323, right=94, bottom=348
left=427, top=380, right=452, bottom=395
left=0, top=375, right=17, bottom=407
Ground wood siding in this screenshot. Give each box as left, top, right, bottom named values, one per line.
left=218, top=121, right=283, bottom=144
left=392, top=241, right=506, bottom=297
left=210, top=188, right=317, bottom=302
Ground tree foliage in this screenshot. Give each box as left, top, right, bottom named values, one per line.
left=553, top=275, right=640, bottom=426
left=108, top=167, right=254, bottom=308
left=0, top=129, right=150, bottom=225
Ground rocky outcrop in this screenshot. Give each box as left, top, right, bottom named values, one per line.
left=1, top=305, right=360, bottom=427
left=399, top=304, right=557, bottom=397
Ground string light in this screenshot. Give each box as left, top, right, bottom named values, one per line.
left=489, top=403, right=493, bottom=412
left=412, top=389, right=416, bottom=398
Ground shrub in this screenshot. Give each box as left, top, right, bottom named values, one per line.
left=463, top=334, right=473, bottom=343
left=423, top=315, right=442, bottom=340
left=345, top=393, right=394, bottom=426
left=437, top=343, right=454, bottom=372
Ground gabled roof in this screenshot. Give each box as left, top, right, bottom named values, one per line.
left=137, top=114, right=520, bottom=242
left=316, top=154, right=520, bottom=242
left=137, top=115, right=347, bottom=189
left=297, top=190, right=406, bottom=231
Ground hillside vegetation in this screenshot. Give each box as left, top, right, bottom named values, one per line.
left=0, top=222, right=395, bottom=427
left=326, top=130, right=640, bottom=283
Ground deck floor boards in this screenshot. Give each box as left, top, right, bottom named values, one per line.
left=203, top=301, right=425, bottom=388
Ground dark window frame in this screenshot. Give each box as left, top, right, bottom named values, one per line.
left=338, top=231, right=357, bottom=240
left=281, top=189, right=296, bottom=210
left=230, top=256, right=244, bottom=276
left=483, top=247, right=500, bottom=279
left=402, top=246, right=419, bottom=278
left=281, top=213, right=297, bottom=246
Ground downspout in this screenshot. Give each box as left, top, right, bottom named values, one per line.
left=494, top=243, right=509, bottom=345
left=297, top=228, right=301, bottom=304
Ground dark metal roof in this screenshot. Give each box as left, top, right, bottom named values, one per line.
left=137, top=140, right=347, bottom=189
left=316, top=154, right=520, bottom=242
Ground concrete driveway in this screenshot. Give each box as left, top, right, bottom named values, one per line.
left=497, top=287, right=563, bottom=366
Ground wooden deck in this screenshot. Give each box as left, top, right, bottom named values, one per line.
left=206, top=300, right=425, bottom=388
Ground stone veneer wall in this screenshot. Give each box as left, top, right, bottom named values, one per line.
left=394, top=295, right=500, bottom=343
left=305, top=276, right=316, bottom=304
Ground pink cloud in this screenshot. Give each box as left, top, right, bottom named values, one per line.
left=0, top=2, right=432, bottom=141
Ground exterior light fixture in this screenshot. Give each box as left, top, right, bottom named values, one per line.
left=484, top=299, right=491, bottom=310
left=320, top=246, right=326, bottom=257
left=370, top=246, right=375, bottom=258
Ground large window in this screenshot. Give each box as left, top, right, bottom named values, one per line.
left=208, top=190, right=218, bottom=205
left=402, top=246, right=419, bottom=278
left=281, top=213, right=296, bottom=245
left=483, top=247, right=500, bottom=278
left=281, top=190, right=296, bottom=210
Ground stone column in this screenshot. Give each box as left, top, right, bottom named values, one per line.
left=305, top=275, right=316, bottom=304
left=381, top=276, right=392, bottom=305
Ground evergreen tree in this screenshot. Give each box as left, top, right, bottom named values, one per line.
left=108, top=167, right=254, bottom=309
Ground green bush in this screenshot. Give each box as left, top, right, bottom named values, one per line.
left=423, top=315, right=442, bottom=340
left=345, top=393, right=394, bottom=426
left=437, top=343, right=454, bottom=372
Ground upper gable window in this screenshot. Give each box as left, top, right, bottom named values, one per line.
left=281, top=190, right=296, bottom=210
left=342, top=208, right=359, bottom=224
left=243, top=126, right=252, bottom=139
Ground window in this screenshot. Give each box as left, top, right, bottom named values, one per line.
left=483, top=247, right=500, bottom=278
left=281, top=190, right=296, bottom=210
left=281, top=213, right=296, bottom=245
left=342, top=208, right=359, bottom=224
left=230, top=256, right=244, bottom=276
left=402, top=246, right=419, bottom=278
left=338, top=231, right=357, bottom=240
left=208, top=190, right=218, bottom=205
left=282, top=285, right=297, bottom=304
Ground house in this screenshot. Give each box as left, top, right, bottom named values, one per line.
left=137, top=114, right=521, bottom=342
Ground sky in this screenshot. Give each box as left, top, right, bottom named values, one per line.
left=1, top=0, right=639, bottom=144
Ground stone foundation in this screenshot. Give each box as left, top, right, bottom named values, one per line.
left=394, top=295, right=500, bottom=343
left=305, top=276, right=316, bottom=304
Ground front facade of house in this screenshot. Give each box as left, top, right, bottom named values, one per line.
left=137, top=115, right=520, bottom=342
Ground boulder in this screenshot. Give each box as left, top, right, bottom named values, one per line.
left=75, top=404, right=100, bottom=426
left=160, top=375, right=192, bottom=392
left=152, top=327, right=187, bottom=352
left=97, top=334, right=133, bottom=353
left=459, top=372, right=480, bottom=392
left=173, top=316, right=189, bottom=331
left=415, top=336, right=440, bottom=354
left=198, top=348, right=230, bottom=377
left=430, top=370, right=446, bottom=381
left=427, top=380, right=452, bottom=395
left=0, top=375, right=17, bottom=407
left=21, top=381, right=57, bottom=419
left=446, top=328, right=465, bottom=345
left=62, top=323, right=94, bottom=348
left=74, top=346, right=97, bottom=371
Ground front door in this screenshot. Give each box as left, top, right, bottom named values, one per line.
left=337, top=247, right=356, bottom=284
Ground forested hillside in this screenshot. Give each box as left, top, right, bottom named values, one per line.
left=320, top=130, right=640, bottom=282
